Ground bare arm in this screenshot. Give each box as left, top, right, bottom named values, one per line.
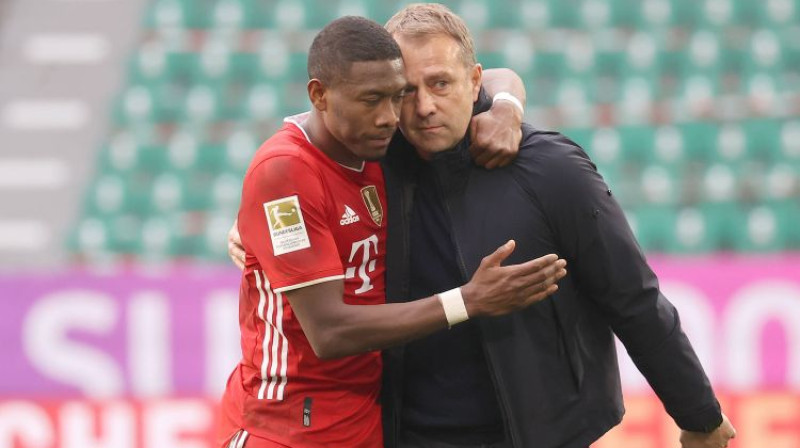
left=470, top=68, right=526, bottom=169
left=287, top=241, right=566, bottom=359
left=483, top=68, right=526, bottom=105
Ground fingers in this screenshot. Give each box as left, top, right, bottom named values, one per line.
left=481, top=240, right=516, bottom=267
left=522, top=283, right=559, bottom=305
left=510, top=253, right=560, bottom=275
left=515, top=260, right=567, bottom=295
left=228, top=239, right=246, bottom=271
left=484, top=151, right=511, bottom=170
left=227, top=220, right=246, bottom=271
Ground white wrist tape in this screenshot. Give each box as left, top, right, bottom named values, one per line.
left=438, top=287, right=469, bottom=328
left=492, top=91, right=524, bottom=116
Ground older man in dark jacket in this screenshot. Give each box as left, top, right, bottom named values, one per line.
left=380, top=4, right=735, bottom=448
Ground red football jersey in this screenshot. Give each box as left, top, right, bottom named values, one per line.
left=219, top=115, right=387, bottom=448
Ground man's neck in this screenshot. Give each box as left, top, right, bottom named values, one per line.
left=303, top=111, right=365, bottom=170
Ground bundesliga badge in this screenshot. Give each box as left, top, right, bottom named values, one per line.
left=360, top=185, right=384, bottom=227
left=264, top=195, right=311, bottom=255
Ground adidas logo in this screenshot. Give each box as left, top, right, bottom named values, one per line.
left=340, top=205, right=360, bottom=225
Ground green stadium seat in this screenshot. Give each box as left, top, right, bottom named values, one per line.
left=201, top=212, right=237, bottom=260
left=254, top=34, right=295, bottom=82
left=556, top=78, right=595, bottom=125
left=265, top=0, right=321, bottom=30
left=86, top=175, right=126, bottom=215
left=179, top=83, right=223, bottom=123
left=616, top=125, right=653, bottom=163
left=710, top=123, right=750, bottom=166
left=637, top=0, right=678, bottom=28
left=73, top=216, right=110, bottom=254
left=680, top=30, right=724, bottom=79
left=746, top=30, right=785, bottom=73
left=781, top=26, right=800, bottom=77
left=241, top=84, right=282, bottom=122
left=114, top=85, right=157, bottom=125
left=211, top=172, right=243, bottom=211
left=145, top=0, right=214, bottom=29
left=628, top=205, right=675, bottom=252
left=743, top=72, right=786, bottom=116
left=695, top=0, right=750, bottom=28
left=105, top=214, right=144, bottom=253
left=665, top=205, right=727, bottom=254
left=743, top=119, right=782, bottom=161
left=497, top=33, right=537, bottom=78
left=730, top=204, right=793, bottom=252
left=456, top=0, right=491, bottom=30
left=516, top=0, right=553, bottom=30
left=651, top=125, right=689, bottom=166
left=680, top=122, right=718, bottom=162
left=577, top=0, right=633, bottom=29
left=84, top=173, right=151, bottom=216
left=149, top=172, right=187, bottom=213
left=755, top=0, right=799, bottom=27
left=224, top=129, right=259, bottom=175
left=616, top=76, right=659, bottom=124
left=99, top=133, right=140, bottom=176
left=701, top=163, right=741, bottom=204
left=759, top=163, right=799, bottom=201
left=777, top=120, right=800, bottom=163
left=137, top=215, right=178, bottom=258
left=677, top=74, right=720, bottom=119
left=128, top=42, right=169, bottom=85
left=621, top=32, right=663, bottom=78
left=211, top=0, right=249, bottom=30
left=640, top=164, right=682, bottom=206
left=587, top=127, right=624, bottom=167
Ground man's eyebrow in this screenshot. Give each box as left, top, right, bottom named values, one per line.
left=357, top=87, right=405, bottom=97
left=423, top=69, right=454, bottom=80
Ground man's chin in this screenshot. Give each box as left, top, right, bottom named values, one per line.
left=361, top=149, right=388, bottom=161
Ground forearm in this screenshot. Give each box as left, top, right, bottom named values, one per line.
left=314, top=296, right=448, bottom=359
left=482, top=68, right=526, bottom=105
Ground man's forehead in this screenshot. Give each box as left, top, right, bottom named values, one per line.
left=335, top=59, right=406, bottom=90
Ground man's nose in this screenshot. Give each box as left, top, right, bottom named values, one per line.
left=375, top=98, right=399, bottom=128
left=415, top=88, right=436, bottom=118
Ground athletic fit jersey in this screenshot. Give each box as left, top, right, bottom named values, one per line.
left=219, top=116, right=387, bottom=448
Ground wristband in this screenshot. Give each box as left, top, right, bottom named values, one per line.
left=492, top=92, right=524, bottom=116
left=438, top=287, right=469, bottom=328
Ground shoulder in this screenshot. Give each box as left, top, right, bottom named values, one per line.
left=511, top=124, right=598, bottom=181
left=508, top=124, right=607, bottom=203
left=518, top=125, right=593, bottom=168
left=245, top=127, right=323, bottom=184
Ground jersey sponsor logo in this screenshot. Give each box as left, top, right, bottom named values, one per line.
left=340, top=205, right=360, bottom=226
left=264, top=195, right=311, bottom=255
left=360, top=185, right=384, bottom=227
left=345, top=235, right=379, bottom=294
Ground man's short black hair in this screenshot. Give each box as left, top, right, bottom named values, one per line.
left=308, top=16, right=403, bottom=86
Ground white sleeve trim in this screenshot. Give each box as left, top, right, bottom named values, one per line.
left=272, top=274, right=345, bottom=293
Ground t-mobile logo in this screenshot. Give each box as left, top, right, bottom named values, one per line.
left=345, top=234, right=379, bottom=294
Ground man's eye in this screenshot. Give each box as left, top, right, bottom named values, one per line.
left=434, top=80, right=449, bottom=89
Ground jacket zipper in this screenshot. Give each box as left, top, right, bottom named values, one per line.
left=433, top=168, right=521, bottom=448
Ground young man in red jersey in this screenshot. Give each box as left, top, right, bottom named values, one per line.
left=219, top=16, right=566, bottom=448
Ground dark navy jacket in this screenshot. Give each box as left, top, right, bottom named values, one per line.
left=380, top=93, right=722, bottom=448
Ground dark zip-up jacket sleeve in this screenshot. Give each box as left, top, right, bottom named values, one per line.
left=515, top=129, right=722, bottom=432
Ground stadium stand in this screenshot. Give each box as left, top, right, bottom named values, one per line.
left=68, top=0, right=800, bottom=263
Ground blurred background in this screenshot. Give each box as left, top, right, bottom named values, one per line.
left=1, top=0, right=798, bottom=446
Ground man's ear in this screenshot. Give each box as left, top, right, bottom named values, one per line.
left=470, top=63, right=483, bottom=102
left=308, top=79, right=327, bottom=111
